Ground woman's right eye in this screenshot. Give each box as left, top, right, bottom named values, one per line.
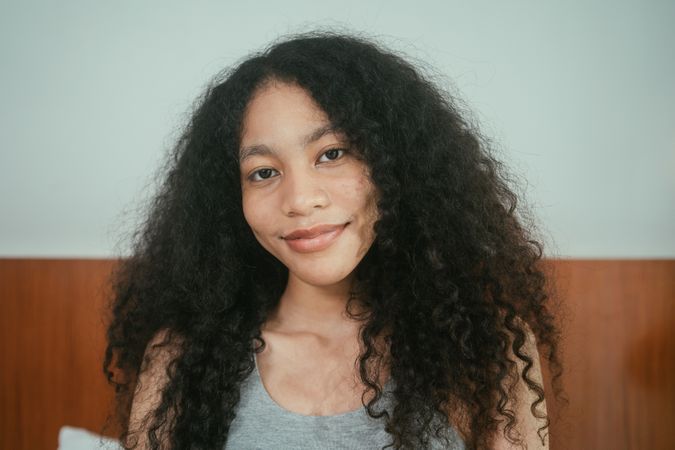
left=248, top=168, right=278, bottom=182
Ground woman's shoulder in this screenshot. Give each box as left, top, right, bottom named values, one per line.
left=143, top=328, right=184, bottom=359
left=125, top=328, right=185, bottom=447
left=442, top=319, right=549, bottom=449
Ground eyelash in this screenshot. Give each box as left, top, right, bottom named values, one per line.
left=247, top=148, right=348, bottom=183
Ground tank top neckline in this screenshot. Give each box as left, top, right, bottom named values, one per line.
left=252, top=351, right=394, bottom=420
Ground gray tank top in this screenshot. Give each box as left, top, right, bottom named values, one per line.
left=224, top=354, right=465, bottom=449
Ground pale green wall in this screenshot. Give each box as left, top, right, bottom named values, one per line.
left=1, top=0, right=673, bottom=257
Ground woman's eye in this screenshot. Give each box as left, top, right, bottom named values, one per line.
left=318, top=148, right=347, bottom=162
left=248, top=168, right=278, bottom=182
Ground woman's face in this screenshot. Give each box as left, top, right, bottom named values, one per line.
left=239, top=80, right=379, bottom=288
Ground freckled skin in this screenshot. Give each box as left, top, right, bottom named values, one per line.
left=239, top=81, right=380, bottom=290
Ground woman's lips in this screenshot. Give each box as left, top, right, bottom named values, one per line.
left=283, top=223, right=348, bottom=253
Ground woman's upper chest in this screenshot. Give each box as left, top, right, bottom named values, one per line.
left=254, top=329, right=387, bottom=416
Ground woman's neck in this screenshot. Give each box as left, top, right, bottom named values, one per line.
left=263, top=272, right=367, bottom=340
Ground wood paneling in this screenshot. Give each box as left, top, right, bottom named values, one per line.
left=547, top=260, right=675, bottom=450
left=0, top=259, right=673, bottom=449
left=0, top=259, right=119, bottom=450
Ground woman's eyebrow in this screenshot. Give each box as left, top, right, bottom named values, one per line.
left=239, top=124, right=339, bottom=163
left=302, top=123, right=337, bottom=147
left=238, top=144, right=273, bottom=164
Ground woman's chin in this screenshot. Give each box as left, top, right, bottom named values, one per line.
left=288, top=266, right=355, bottom=288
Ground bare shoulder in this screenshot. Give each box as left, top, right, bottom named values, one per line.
left=493, top=319, right=549, bottom=450
left=126, top=328, right=184, bottom=449
left=139, top=328, right=184, bottom=370
left=443, top=320, right=549, bottom=449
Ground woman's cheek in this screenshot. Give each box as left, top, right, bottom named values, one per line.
left=242, top=193, right=264, bottom=231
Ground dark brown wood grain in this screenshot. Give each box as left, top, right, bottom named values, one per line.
left=1, top=259, right=673, bottom=449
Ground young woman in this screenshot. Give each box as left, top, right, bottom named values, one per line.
left=103, top=31, right=562, bottom=449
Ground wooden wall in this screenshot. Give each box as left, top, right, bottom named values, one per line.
left=0, top=259, right=119, bottom=450
left=1, top=259, right=673, bottom=449
left=548, top=260, right=674, bottom=450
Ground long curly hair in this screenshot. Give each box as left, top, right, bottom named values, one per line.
left=103, top=30, right=563, bottom=449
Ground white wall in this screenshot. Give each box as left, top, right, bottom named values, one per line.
left=1, top=0, right=673, bottom=258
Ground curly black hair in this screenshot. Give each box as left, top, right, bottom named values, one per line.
left=102, top=30, right=563, bottom=449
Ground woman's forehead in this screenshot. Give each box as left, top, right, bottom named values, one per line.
left=239, top=82, right=346, bottom=156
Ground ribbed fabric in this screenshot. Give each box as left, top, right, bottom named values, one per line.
left=224, top=354, right=465, bottom=450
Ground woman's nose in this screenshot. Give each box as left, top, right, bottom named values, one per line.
left=281, top=170, right=330, bottom=217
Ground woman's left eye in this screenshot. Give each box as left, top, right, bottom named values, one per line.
left=318, top=148, right=347, bottom=162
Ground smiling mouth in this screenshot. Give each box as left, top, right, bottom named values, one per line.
left=282, top=222, right=349, bottom=253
